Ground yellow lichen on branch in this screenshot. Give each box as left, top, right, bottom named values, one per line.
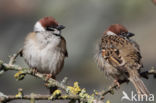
left=67, top=82, right=81, bottom=95
left=0, top=50, right=156, bottom=103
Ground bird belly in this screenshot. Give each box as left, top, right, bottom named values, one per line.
left=39, top=47, right=64, bottom=75
left=96, top=53, right=126, bottom=80
left=23, top=40, right=41, bottom=70
left=23, top=40, right=64, bottom=76
left=104, top=62, right=127, bottom=80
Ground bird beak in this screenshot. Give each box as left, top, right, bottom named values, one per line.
left=127, top=32, right=135, bottom=38
left=56, top=25, right=65, bottom=30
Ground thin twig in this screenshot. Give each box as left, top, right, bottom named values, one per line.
left=9, top=48, right=23, bottom=65
left=0, top=92, right=80, bottom=103
left=98, top=69, right=156, bottom=100
left=1, top=61, right=67, bottom=90
left=140, top=68, right=156, bottom=79
left=0, top=60, right=104, bottom=103
left=0, top=50, right=156, bottom=103
left=98, top=80, right=128, bottom=100
left=61, top=77, right=68, bottom=84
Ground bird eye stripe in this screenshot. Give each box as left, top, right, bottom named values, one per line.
left=121, top=32, right=126, bottom=35
left=46, top=26, right=55, bottom=31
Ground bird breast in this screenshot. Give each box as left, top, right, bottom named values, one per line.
left=23, top=32, right=65, bottom=76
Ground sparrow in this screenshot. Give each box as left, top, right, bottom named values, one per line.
left=95, top=24, right=150, bottom=95
left=22, top=16, right=68, bottom=93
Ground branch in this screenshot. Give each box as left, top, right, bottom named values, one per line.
left=140, top=68, right=156, bottom=79
left=0, top=60, right=68, bottom=89
left=0, top=50, right=155, bottom=103
left=97, top=68, right=156, bottom=100
left=0, top=91, right=103, bottom=103
left=0, top=50, right=104, bottom=103
left=0, top=91, right=80, bottom=103
left=8, top=48, right=23, bottom=65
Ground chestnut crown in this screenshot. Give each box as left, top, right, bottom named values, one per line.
left=34, top=16, right=65, bottom=32
left=105, top=24, right=135, bottom=38
left=39, top=16, right=58, bottom=29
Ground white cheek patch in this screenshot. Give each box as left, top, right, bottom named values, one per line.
left=34, top=22, right=45, bottom=32
left=106, top=31, right=117, bottom=36
left=54, top=29, right=61, bottom=35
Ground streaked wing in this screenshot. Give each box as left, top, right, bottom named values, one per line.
left=100, top=35, right=142, bottom=69
left=60, top=36, right=68, bottom=57
left=101, top=48, right=123, bottom=68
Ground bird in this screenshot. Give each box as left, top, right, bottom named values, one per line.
left=22, top=16, right=68, bottom=93
left=95, top=24, right=149, bottom=95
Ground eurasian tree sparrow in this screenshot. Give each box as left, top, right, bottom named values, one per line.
left=95, top=24, right=149, bottom=95
left=22, top=16, right=68, bottom=93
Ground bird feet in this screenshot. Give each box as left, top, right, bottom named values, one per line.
left=44, top=74, right=54, bottom=90
left=44, top=74, right=52, bottom=81
left=32, top=68, right=38, bottom=75
left=114, top=79, right=120, bottom=88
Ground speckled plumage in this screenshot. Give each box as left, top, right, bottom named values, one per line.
left=95, top=24, right=149, bottom=95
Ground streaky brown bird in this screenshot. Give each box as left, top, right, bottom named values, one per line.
left=95, top=24, right=149, bottom=95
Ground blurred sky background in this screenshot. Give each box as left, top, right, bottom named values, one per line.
left=0, top=0, right=156, bottom=103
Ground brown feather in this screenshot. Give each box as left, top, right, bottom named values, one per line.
left=96, top=32, right=149, bottom=95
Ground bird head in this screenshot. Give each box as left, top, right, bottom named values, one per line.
left=105, top=24, right=135, bottom=38
left=34, top=16, right=65, bottom=35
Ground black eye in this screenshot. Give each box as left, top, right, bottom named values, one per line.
left=46, top=26, right=55, bottom=31
left=121, top=32, right=126, bottom=35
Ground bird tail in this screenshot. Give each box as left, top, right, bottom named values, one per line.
left=128, top=70, right=150, bottom=95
